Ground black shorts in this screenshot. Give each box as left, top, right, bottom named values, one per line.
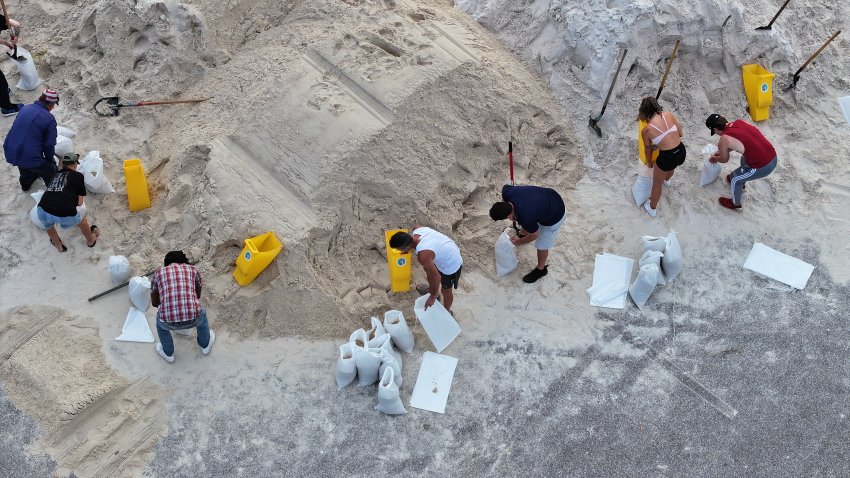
left=655, top=143, right=686, bottom=172
left=439, top=266, right=462, bottom=289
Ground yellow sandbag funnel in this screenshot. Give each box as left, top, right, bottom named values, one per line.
left=385, top=229, right=412, bottom=292
left=637, top=120, right=660, bottom=166
left=124, top=159, right=151, bottom=212
left=233, top=231, right=283, bottom=286
left=742, top=64, right=775, bottom=121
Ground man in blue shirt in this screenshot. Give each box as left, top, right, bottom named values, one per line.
left=3, top=89, right=59, bottom=190
left=490, top=184, right=566, bottom=283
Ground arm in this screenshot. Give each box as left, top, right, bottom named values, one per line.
left=150, top=274, right=161, bottom=308
left=511, top=229, right=539, bottom=245
left=417, top=251, right=441, bottom=309
left=710, top=136, right=733, bottom=163
left=195, top=268, right=202, bottom=299
left=43, top=121, right=57, bottom=162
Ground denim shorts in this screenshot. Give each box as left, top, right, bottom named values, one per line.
left=36, top=207, right=81, bottom=230
left=535, top=213, right=566, bottom=250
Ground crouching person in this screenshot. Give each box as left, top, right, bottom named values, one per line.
left=35, top=152, right=99, bottom=252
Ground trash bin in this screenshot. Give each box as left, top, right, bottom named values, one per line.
left=233, top=231, right=283, bottom=286
left=742, top=64, right=775, bottom=121
left=123, top=159, right=151, bottom=212
left=385, top=229, right=412, bottom=292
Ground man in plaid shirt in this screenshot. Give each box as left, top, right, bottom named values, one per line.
left=151, top=250, right=215, bottom=363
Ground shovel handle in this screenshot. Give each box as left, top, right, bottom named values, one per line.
left=793, top=31, right=841, bottom=79
left=130, top=98, right=211, bottom=107
left=758, top=0, right=792, bottom=29
left=598, top=48, right=629, bottom=118
left=656, top=40, right=681, bottom=100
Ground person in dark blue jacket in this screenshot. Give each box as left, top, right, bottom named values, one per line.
left=3, top=89, right=59, bottom=191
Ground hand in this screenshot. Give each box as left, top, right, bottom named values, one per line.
left=510, top=236, right=522, bottom=246
left=424, top=294, right=436, bottom=310
left=710, top=151, right=721, bottom=163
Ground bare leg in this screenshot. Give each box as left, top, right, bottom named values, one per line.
left=536, top=249, right=549, bottom=270
left=649, top=165, right=666, bottom=209
left=442, top=287, right=454, bottom=314
left=665, top=170, right=675, bottom=180
left=78, top=218, right=99, bottom=246
left=46, top=227, right=64, bottom=252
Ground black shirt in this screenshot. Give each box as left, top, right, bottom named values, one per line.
left=38, top=169, right=86, bottom=217
left=501, top=185, right=565, bottom=233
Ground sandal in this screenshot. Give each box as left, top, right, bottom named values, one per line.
left=88, top=225, right=100, bottom=248
left=50, top=238, right=67, bottom=252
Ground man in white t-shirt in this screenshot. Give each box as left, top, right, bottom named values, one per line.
left=389, top=227, right=463, bottom=314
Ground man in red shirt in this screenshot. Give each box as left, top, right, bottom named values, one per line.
left=706, top=114, right=778, bottom=210
left=150, top=250, right=214, bottom=363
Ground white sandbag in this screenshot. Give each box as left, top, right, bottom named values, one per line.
left=368, top=316, right=387, bottom=342
left=29, top=190, right=48, bottom=230
left=78, top=151, right=115, bottom=194
left=128, top=276, right=151, bottom=311
left=639, top=250, right=666, bottom=287
left=55, top=135, right=74, bottom=157
left=76, top=203, right=87, bottom=219
left=379, top=348, right=403, bottom=387
left=494, top=228, right=519, bottom=276
left=352, top=344, right=382, bottom=386
left=335, top=342, right=357, bottom=389
left=629, top=263, right=659, bottom=309
left=349, top=328, right=369, bottom=347
left=108, top=255, right=132, bottom=284
left=641, top=235, right=667, bottom=253
left=367, top=332, right=391, bottom=349
left=11, top=47, right=42, bottom=90
left=383, top=310, right=414, bottom=353
left=378, top=334, right=403, bottom=368
left=632, top=175, right=652, bottom=206
left=375, top=367, right=406, bottom=415
left=699, top=144, right=722, bottom=187
left=662, top=230, right=683, bottom=282
left=56, top=126, right=77, bottom=138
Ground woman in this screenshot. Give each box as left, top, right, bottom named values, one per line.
left=638, top=97, right=685, bottom=217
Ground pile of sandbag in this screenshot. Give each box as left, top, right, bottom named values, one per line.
left=628, top=230, right=683, bottom=309
left=335, top=310, right=414, bottom=415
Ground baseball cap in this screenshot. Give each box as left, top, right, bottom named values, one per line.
left=705, top=114, right=725, bottom=135
left=41, top=89, right=60, bottom=104
left=60, top=152, right=80, bottom=164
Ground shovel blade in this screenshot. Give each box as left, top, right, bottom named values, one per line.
left=588, top=116, right=602, bottom=138
left=755, top=26, right=772, bottom=30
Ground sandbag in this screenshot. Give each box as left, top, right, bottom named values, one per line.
left=639, top=250, right=666, bottom=287
left=495, top=228, right=519, bottom=276
left=76, top=203, right=87, bottom=219
left=11, top=46, right=42, bottom=90
left=383, top=310, right=413, bottom=353
left=641, top=235, right=666, bottom=253
left=378, top=334, right=403, bottom=367
left=368, top=316, right=387, bottom=342
left=29, top=190, right=48, bottom=230
left=108, top=255, right=132, bottom=284
left=56, top=126, right=77, bottom=138
left=629, top=263, right=659, bottom=309
left=367, top=332, right=391, bottom=350
left=349, top=328, right=369, bottom=347
left=78, top=151, right=115, bottom=194
left=55, top=135, right=74, bottom=157
left=632, top=175, right=652, bottom=206
left=128, top=276, right=151, bottom=311
left=375, top=367, right=406, bottom=415
left=662, top=230, right=683, bottom=281
left=699, top=144, right=722, bottom=187
left=335, top=342, right=357, bottom=389
left=378, top=348, right=402, bottom=387
left=352, top=344, right=382, bottom=386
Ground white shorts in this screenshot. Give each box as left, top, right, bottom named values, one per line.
left=534, top=213, right=566, bottom=250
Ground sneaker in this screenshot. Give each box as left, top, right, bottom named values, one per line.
left=522, top=265, right=548, bottom=283
left=155, top=342, right=175, bottom=363
left=1, top=104, right=23, bottom=117
left=643, top=201, right=657, bottom=218
left=201, top=330, right=215, bottom=355
left=719, top=197, right=742, bottom=210
left=663, top=179, right=671, bottom=187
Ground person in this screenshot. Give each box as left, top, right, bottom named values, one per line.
left=35, top=152, right=100, bottom=252
left=389, top=227, right=463, bottom=314
left=3, top=89, right=60, bottom=190
left=0, top=14, right=23, bottom=116
left=638, top=97, right=685, bottom=218
left=150, top=251, right=215, bottom=363
left=489, top=184, right=566, bottom=283
left=705, top=113, right=778, bottom=210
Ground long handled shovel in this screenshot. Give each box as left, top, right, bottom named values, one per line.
left=756, top=0, right=792, bottom=30
left=0, top=0, right=24, bottom=62
left=506, top=140, right=523, bottom=236
left=589, top=48, right=628, bottom=138
left=656, top=39, right=681, bottom=99
left=94, top=97, right=210, bottom=117
left=787, top=31, right=841, bottom=89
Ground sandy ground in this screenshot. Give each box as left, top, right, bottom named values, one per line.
left=0, top=0, right=849, bottom=476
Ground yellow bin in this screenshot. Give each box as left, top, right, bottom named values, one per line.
left=742, top=64, right=775, bottom=121
left=385, top=229, right=412, bottom=293
left=233, top=231, right=283, bottom=286
left=637, top=120, right=660, bottom=166
left=124, top=159, right=151, bottom=212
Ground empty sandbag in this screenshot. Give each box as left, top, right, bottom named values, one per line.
left=108, top=256, right=132, bottom=284
left=367, top=332, right=391, bottom=349
left=698, top=144, right=722, bottom=187
left=494, top=228, right=519, bottom=276
left=641, top=235, right=666, bottom=252
left=78, top=151, right=115, bottom=194
left=662, top=230, right=683, bottom=281
left=56, top=126, right=77, bottom=138
left=629, top=263, right=659, bottom=309
left=29, top=190, right=48, bottom=230
left=352, top=344, right=382, bottom=386
left=383, top=310, right=414, bottom=353
left=335, top=343, right=357, bottom=389
left=632, top=175, right=652, bottom=206
left=379, top=348, right=402, bottom=387
left=128, top=276, right=152, bottom=311
left=375, top=367, right=406, bottom=415
left=76, top=202, right=87, bottom=219
left=639, top=250, right=666, bottom=286
left=55, top=135, right=74, bottom=157
left=12, top=46, right=42, bottom=90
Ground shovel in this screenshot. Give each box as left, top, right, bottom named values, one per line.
left=589, top=48, right=628, bottom=138
left=755, top=0, right=791, bottom=30
left=787, top=30, right=841, bottom=89
left=0, top=0, right=24, bottom=62
left=656, top=39, right=680, bottom=100
left=93, top=96, right=210, bottom=117
left=506, top=140, right=523, bottom=236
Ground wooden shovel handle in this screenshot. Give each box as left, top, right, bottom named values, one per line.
left=794, top=31, right=841, bottom=78
left=656, top=40, right=681, bottom=100
left=132, top=98, right=211, bottom=107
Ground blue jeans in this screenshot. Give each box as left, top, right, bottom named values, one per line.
left=731, top=156, right=777, bottom=205
left=156, top=307, right=211, bottom=357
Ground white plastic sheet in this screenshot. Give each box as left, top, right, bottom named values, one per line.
left=743, top=243, right=814, bottom=290
left=409, top=351, right=458, bottom=414
left=586, top=253, right=633, bottom=309
left=413, top=294, right=461, bottom=353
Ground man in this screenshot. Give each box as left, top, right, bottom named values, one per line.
left=389, top=227, right=463, bottom=314
left=4, top=89, right=60, bottom=190
left=151, top=251, right=215, bottom=363
left=706, top=114, right=778, bottom=210
left=35, top=152, right=100, bottom=252
left=0, top=13, right=23, bottom=116
left=489, top=184, right=566, bottom=283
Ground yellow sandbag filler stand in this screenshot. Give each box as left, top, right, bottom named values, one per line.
left=234, top=231, right=283, bottom=286
left=385, top=229, right=412, bottom=293
left=637, top=120, right=660, bottom=166
left=742, top=64, right=775, bottom=121
left=124, top=159, right=151, bottom=212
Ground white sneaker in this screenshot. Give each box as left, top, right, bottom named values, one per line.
left=156, top=342, right=175, bottom=363
left=201, top=330, right=215, bottom=356
left=663, top=179, right=671, bottom=187
left=643, top=201, right=657, bottom=218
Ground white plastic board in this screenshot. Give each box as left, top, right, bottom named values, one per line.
left=587, top=253, right=634, bottom=309
left=115, top=308, right=155, bottom=343
left=743, top=243, right=814, bottom=290
left=839, top=96, right=850, bottom=126
left=413, top=294, right=461, bottom=353
left=410, top=351, right=458, bottom=414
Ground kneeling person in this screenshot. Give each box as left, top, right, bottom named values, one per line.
left=389, top=227, right=463, bottom=314
left=36, top=152, right=100, bottom=252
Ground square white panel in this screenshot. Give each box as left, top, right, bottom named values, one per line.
left=413, top=294, right=461, bottom=353
left=839, top=96, right=850, bottom=126
left=410, top=352, right=458, bottom=414
left=587, top=253, right=634, bottom=309
left=743, top=243, right=814, bottom=290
